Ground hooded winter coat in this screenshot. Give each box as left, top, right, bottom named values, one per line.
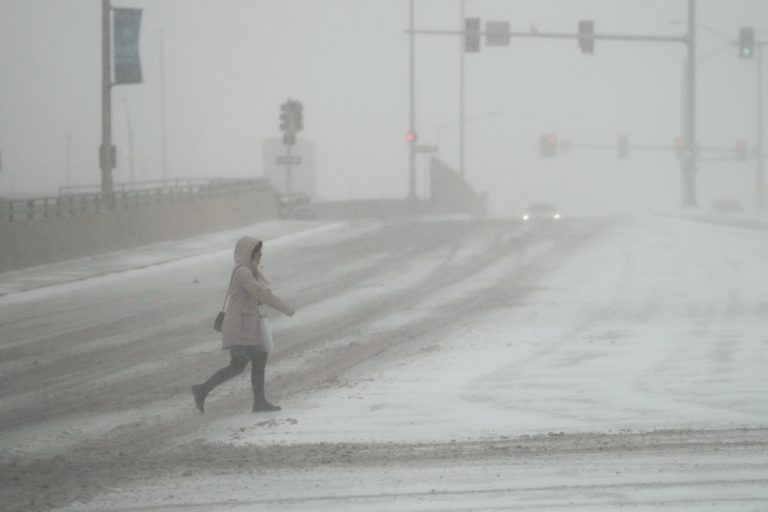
left=221, top=237, right=293, bottom=350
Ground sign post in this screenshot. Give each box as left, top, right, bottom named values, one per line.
left=278, top=99, right=304, bottom=194
left=100, top=1, right=142, bottom=209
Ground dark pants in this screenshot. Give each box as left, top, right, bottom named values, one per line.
left=201, top=345, right=269, bottom=402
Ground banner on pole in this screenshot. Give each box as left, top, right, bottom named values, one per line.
left=113, top=8, right=142, bottom=84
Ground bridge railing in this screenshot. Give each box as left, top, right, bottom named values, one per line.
left=2, top=178, right=271, bottom=222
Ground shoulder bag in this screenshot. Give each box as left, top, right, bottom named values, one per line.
left=213, top=267, right=239, bottom=332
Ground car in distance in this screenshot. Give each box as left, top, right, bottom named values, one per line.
left=278, top=192, right=317, bottom=220
left=522, top=202, right=561, bottom=222
left=711, top=198, right=744, bottom=214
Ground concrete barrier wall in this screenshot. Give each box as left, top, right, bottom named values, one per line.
left=1, top=164, right=481, bottom=272
left=0, top=189, right=278, bottom=272
left=313, top=161, right=484, bottom=220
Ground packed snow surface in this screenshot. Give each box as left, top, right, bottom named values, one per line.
left=1, top=215, right=767, bottom=511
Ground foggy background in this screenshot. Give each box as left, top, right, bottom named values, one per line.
left=0, top=0, right=764, bottom=217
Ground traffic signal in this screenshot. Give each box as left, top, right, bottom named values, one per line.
left=465, top=17, right=480, bottom=53
left=674, top=136, right=698, bottom=161
left=406, top=130, right=416, bottom=143
left=539, top=134, right=557, bottom=157
left=578, top=20, right=594, bottom=54
left=617, top=135, right=629, bottom=159
left=739, top=27, right=754, bottom=59
left=279, top=102, right=290, bottom=131
left=290, top=100, right=304, bottom=132
left=736, top=139, right=747, bottom=161
left=279, top=99, right=304, bottom=145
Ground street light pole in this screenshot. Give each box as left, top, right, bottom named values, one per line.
left=757, top=42, right=765, bottom=211
left=459, top=0, right=466, bottom=179
left=100, top=0, right=115, bottom=206
left=682, top=0, right=698, bottom=208
left=121, top=98, right=135, bottom=184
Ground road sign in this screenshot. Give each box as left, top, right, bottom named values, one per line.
left=414, top=145, right=438, bottom=154
left=276, top=155, right=302, bottom=165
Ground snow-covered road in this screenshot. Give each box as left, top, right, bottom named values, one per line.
left=1, top=215, right=767, bottom=511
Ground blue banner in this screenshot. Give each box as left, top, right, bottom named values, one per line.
left=113, top=8, right=142, bottom=85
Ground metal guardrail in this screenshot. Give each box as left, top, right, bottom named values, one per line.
left=2, top=178, right=271, bottom=222
left=58, top=178, right=212, bottom=196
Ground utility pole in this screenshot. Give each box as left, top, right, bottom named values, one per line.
left=408, top=0, right=416, bottom=201
left=682, top=0, right=698, bottom=207
left=100, top=0, right=115, bottom=206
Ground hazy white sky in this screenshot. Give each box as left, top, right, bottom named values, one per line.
left=0, top=0, right=765, bottom=215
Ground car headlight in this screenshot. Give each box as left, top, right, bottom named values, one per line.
left=554, top=213, right=561, bottom=220
left=522, top=214, right=529, bottom=221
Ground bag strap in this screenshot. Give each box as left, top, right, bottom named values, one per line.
left=221, top=265, right=241, bottom=310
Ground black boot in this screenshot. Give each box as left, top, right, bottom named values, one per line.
left=194, top=352, right=248, bottom=414
left=252, top=400, right=281, bottom=412
left=251, top=351, right=280, bottom=412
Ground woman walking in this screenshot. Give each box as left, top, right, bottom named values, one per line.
left=192, top=236, right=295, bottom=413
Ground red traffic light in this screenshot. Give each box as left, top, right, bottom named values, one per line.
left=406, top=131, right=416, bottom=143
left=539, top=133, right=558, bottom=157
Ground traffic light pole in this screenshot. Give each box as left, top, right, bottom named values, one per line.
left=757, top=42, right=765, bottom=211
left=682, top=0, right=698, bottom=207
left=278, top=99, right=303, bottom=196
left=567, top=142, right=747, bottom=157
left=408, top=0, right=417, bottom=201
left=285, top=144, right=293, bottom=194
left=407, top=1, right=702, bottom=208
left=408, top=28, right=684, bottom=45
